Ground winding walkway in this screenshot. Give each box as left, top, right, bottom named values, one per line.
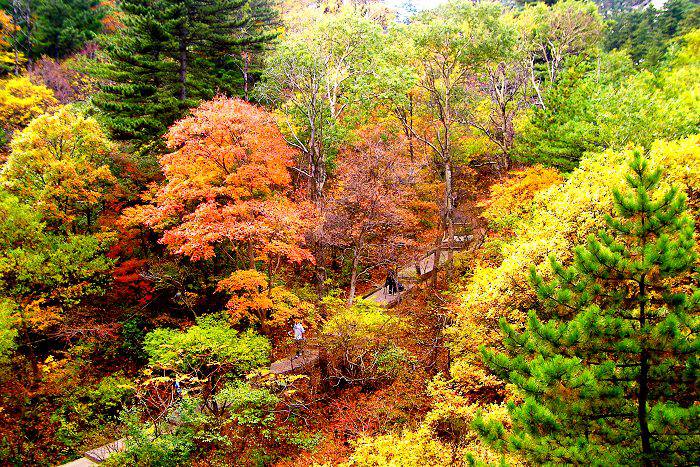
left=268, top=231, right=480, bottom=375
left=59, top=231, right=482, bottom=465
left=269, top=348, right=320, bottom=375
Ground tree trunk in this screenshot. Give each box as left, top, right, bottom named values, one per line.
left=306, top=124, right=326, bottom=202
left=347, top=246, right=359, bottom=305
left=500, top=104, right=512, bottom=173
left=242, top=51, right=250, bottom=101
left=313, top=237, right=327, bottom=302
left=407, top=93, right=415, bottom=161
left=259, top=316, right=268, bottom=335
left=431, top=229, right=443, bottom=288
left=17, top=306, right=38, bottom=386
left=310, top=144, right=326, bottom=202
left=178, top=28, right=188, bottom=101
left=444, top=160, right=455, bottom=279
left=25, top=0, right=31, bottom=67
left=13, top=47, right=19, bottom=75
left=267, top=260, right=273, bottom=295
left=638, top=275, right=652, bottom=466
left=248, top=241, right=255, bottom=269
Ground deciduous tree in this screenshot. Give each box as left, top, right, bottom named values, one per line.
left=0, top=76, right=56, bottom=146
left=320, top=295, right=409, bottom=389
left=131, top=97, right=312, bottom=324
left=516, top=0, right=603, bottom=104
left=257, top=7, right=383, bottom=201
left=0, top=188, right=113, bottom=381
left=2, top=105, right=117, bottom=234
left=408, top=0, right=512, bottom=278
left=143, top=313, right=270, bottom=416
left=0, top=10, right=19, bottom=75
left=324, top=128, right=422, bottom=304
left=138, top=97, right=310, bottom=263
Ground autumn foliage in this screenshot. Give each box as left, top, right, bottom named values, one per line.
left=481, top=165, right=563, bottom=233
left=133, top=97, right=310, bottom=263
left=0, top=76, right=57, bottom=146
left=123, top=97, right=313, bottom=328
left=324, top=126, right=429, bottom=303
left=0, top=1, right=698, bottom=465
left=3, top=106, right=116, bottom=233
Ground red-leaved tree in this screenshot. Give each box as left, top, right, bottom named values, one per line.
left=324, top=127, right=429, bottom=304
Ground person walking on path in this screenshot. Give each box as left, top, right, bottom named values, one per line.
left=385, top=270, right=397, bottom=295
left=292, top=319, right=305, bottom=357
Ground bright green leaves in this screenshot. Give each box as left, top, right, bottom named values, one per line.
left=0, top=188, right=112, bottom=305
left=215, top=382, right=279, bottom=427
left=144, top=314, right=271, bottom=380
left=0, top=298, right=18, bottom=364
left=479, top=155, right=699, bottom=464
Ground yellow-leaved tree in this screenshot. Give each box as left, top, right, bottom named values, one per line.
left=1, top=105, right=117, bottom=234
left=0, top=76, right=57, bottom=141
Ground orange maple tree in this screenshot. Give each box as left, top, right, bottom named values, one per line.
left=130, top=97, right=313, bottom=321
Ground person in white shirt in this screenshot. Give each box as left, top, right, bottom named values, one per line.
left=292, top=320, right=305, bottom=357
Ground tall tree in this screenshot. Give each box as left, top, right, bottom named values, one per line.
left=91, top=0, right=275, bottom=147
left=236, top=0, right=279, bottom=101
left=408, top=0, right=511, bottom=279
left=257, top=6, right=383, bottom=201
left=33, top=0, right=106, bottom=59
left=324, top=128, right=421, bottom=304
left=90, top=0, right=183, bottom=147
left=0, top=75, right=56, bottom=148
left=6, top=0, right=32, bottom=71
left=459, top=19, right=526, bottom=172
left=163, top=0, right=250, bottom=101
left=128, top=97, right=312, bottom=319
left=516, top=0, right=603, bottom=107
left=0, top=10, right=18, bottom=75
left=0, top=188, right=113, bottom=382
left=478, top=154, right=699, bottom=465
left=605, top=0, right=700, bottom=67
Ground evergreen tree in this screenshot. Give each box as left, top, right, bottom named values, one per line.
left=477, top=153, right=699, bottom=465
left=515, top=59, right=602, bottom=170
left=604, top=0, right=700, bottom=67
left=33, top=0, right=106, bottom=58
left=90, top=0, right=274, bottom=147
left=90, top=0, right=182, bottom=147
left=163, top=0, right=248, bottom=101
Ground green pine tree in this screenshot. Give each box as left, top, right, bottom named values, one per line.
left=477, top=153, right=699, bottom=465
left=90, top=0, right=275, bottom=148
left=90, top=0, right=183, bottom=149
left=515, top=60, right=602, bottom=171
left=33, top=0, right=107, bottom=59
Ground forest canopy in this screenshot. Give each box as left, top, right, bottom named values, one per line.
left=0, top=0, right=697, bottom=465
